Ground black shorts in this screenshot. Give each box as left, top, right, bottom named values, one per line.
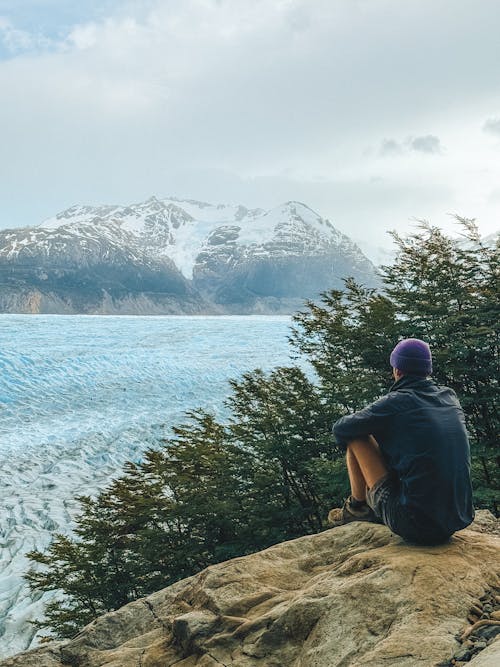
left=366, top=474, right=451, bottom=546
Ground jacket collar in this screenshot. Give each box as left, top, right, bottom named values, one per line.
left=389, top=374, right=434, bottom=393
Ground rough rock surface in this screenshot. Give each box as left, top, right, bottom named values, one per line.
left=468, top=639, right=500, bottom=666
left=2, top=512, right=499, bottom=667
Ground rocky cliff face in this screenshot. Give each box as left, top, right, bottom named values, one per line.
left=2, top=511, right=498, bottom=667
left=0, top=198, right=377, bottom=314
left=0, top=216, right=207, bottom=314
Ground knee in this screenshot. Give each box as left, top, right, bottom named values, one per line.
left=346, top=437, right=369, bottom=463
left=346, top=436, right=372, bottom=452
left=346, top=436, right=381, bottom=460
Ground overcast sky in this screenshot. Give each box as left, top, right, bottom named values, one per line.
left=0, top=0, right=499, bottom=247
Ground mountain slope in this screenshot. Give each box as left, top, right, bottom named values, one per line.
left=0, top=197, right=378, bottom=314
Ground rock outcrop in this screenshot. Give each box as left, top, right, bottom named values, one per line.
left=2, top=512, right=499, bottom=667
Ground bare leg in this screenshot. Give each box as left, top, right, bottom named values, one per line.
left=347, top=435, right=388, bottom=491
left=328, top=436, right=389, bottom=525
left=346, top=448, right=367, bottom=502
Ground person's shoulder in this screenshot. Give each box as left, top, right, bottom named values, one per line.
left=379, top=390, right=406, bottom=403
left=431, top=380, right=457, bottom=396
left=436, top=383, right=462, bottom=403
left=425, top=381, right=465, bottom=410
left=386, top=384, right=420, bottom=411
left=370, top=390, right=409, bottom=412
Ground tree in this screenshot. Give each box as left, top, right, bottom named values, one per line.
left=290, top=279, right=398, bottom=411
left=27, top=411, right=248, bottom=637
left=228, top=366, right=339, bottom=536
left=382, top=220, right=499, bottom=509
left=290, top=219, right=498, bottom=510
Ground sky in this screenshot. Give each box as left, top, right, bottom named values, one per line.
left=0, top=0, right=499, bottom=249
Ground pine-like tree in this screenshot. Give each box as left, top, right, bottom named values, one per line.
left=382, top=220, right=499, bottom=509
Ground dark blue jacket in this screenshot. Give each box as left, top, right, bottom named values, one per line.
left=333, top=375, right=474, bottom=536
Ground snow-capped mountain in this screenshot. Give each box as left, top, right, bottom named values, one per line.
left=482, top=230, right=499, bottom=247
left=0, top=197, right=377, bottom=314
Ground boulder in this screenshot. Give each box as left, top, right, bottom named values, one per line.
left=2, top=511, right=499, bottom=667
left=468, top=638, right=500, bottom=666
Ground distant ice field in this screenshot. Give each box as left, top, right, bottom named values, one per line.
left=0, top=315, right=294, bottom=658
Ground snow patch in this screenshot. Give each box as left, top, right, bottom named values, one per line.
left=28, top=196, right=368, bottom=280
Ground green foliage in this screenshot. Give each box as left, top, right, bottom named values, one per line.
left=290, top=279, right=398, bottom=411
left=228, top=367, right=340, bottom=535
left=382, top=220, right=499, bottom=508
left=26, top=218, right=499, bottom=639
left=27, top=380, right=340, bottom=638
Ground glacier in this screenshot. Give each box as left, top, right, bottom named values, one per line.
left=0, top=314, right=295, bottom=658
left=37, top=197, right=363, bottom=280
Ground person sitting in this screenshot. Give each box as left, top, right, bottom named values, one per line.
left=328, top=338, right=474, bottom=545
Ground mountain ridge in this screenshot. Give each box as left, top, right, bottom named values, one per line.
left=0, top=198, right=377, bottom=314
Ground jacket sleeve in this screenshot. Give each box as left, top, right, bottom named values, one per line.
left=332, top=393, right=403, bottom=450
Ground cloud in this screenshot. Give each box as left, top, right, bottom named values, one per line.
left=0, top=0, right=499, bottom=242
left=378, top=134, right=442, bottom=157
left=487, top=186, right=500, bottom=204
left=379, top=139, right=403, bottom=156
left=483, top=117, right=500, bottom=136
left=0, top=17, right=49, bottom=53
left=409, top=134, right=442, bottom=154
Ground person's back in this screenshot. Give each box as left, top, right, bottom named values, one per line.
left=367, top=375, right=474, bottom=539
left=329, top=338, right=474, bottom=545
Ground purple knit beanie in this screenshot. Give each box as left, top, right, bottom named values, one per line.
left=390, top=338, right=432, bottom=377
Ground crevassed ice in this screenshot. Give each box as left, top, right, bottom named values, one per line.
left=0, top=314, right=294, bottom=659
